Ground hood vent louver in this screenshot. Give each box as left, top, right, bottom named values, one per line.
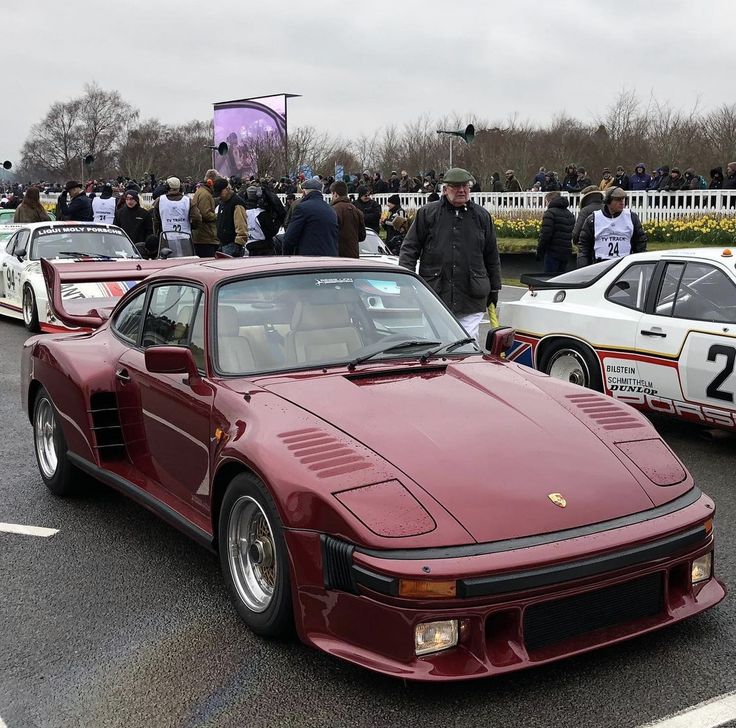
left=278, top=428, right=371, bottom=478
left=565, top=392, right=645, bottom=431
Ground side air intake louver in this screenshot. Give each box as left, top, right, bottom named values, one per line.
left=89, top=392, right=125, bottom=460
left=565, top=392, right=645, bottom=431
left=322, top=536, right=357, bottom=593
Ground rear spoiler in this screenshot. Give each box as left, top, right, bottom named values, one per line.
left=519, top=273, right=592, bottom=290
left=41, top=257, right=192, bottom=329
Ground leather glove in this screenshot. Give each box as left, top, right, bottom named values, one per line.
left=487, top=290, right=499, bottom=307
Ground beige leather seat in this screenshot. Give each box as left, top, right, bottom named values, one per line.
left=217, top=305, right=256, bottom=373
left=285, top=302, right=362, bottom=364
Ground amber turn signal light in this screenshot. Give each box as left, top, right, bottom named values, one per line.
left=704, top=518, right=713, bottom=536
left=399, top=579, right=457, bottom=598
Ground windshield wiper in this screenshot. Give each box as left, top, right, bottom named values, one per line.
left=419, top=337, right=478, bottom=363
left=347, top=339, right=441, bottom=370
left=57, top=251, right=116, bottom=260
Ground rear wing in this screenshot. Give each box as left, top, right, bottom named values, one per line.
left=41, top=257, right=192, bottom=329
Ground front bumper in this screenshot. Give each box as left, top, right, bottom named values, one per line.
left=285, top=491, right=726, bottom=681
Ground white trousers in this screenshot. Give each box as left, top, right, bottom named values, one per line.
left=457, top=312, right=484, bottom=342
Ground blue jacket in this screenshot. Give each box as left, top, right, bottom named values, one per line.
left=57, top=192, right=93, bottom=222
left=282, top=191, right=338, bottom=256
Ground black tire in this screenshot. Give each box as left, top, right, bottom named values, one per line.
left=218, top=472, right=293, bottom=638
left=540, top=340, right=603, bottom=391
left=23, top=285, right=40, bottom=333
left=32, top=387, right=80, bottom=496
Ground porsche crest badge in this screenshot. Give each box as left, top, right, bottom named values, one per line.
left=548, top=493, right=567, bottom=508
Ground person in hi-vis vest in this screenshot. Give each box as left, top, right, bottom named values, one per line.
left=91, top=184, right=117, bottom=224
left=577, top=187, right=647, bottom=268
left=152, top=176, right=201, bottom=237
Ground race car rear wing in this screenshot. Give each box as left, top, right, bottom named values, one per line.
left=41, top=257, right=192, bottom=329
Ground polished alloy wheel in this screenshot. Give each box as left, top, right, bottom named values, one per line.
left=34, top=397, right=58, bottom=479
left=23, top=287, right=35, bottom=326
left=547, top=349, right=590, bottom=387
left=227, top=496, right=277, bottom=613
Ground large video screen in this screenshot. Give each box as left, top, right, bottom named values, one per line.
left=213, top=95, right=288, bottom=180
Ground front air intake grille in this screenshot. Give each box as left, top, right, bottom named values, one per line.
left=322, top=536, right=357, bottom=593
left=278, top=428, right=371, bottom=478
left=89, top=392, right=125, bottom=460
left=523, top=572, right=664, bottom=652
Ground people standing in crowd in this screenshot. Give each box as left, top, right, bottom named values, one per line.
left=282, top=178, right=338, bottom=256
left=647, top=168, right=662, bottom=190
left=504, top=170, right=523, bottom=192
left=612, top=166, right=630, bottom=190
left=562, top=165, right=578, bottom=192
left=190, top=169, right=220, bottom=257
left=399, top=170, right=414, bottom=193
left=354, top=186, right=382, bottom=233
left=388, top=171, right=400, bottom=193
left=372, top=172, right=388, bottom=194
left=709, top=167, right=724, bottom=189
left=382, top=194, right=405, bottom=254
left=532, top=167, right=547, bottom=188
left=399, top=167, right=501, bottom=342
left=330, top=180, right=366, bottom=258
left=574, top=167, right=592, bottom=190
left=152, top=176, right=201, bottom=236
left=544, top=171, right=560, bottom=191
left=13, top=187, right=51, bottom=223
left=57, top=181, right=93, bottom=221
left=630, top=164, right=651, bottom=190
left=91, top=184, right=117, bottom=224
left=684, top=169, right=706, bottom=190
left=598, top=168, right=614, bottom=190
left=491, top=172, right=505, bottom=192
left=577, top=187, right=647, bottom=268
left=213, top=178, right=248, bottom=257
left=572, top=185, right=604, bottom=248
left=661, top=168, right=687, bottom=191
left=656, top=165, right=671, bottom=190
left=242, top=185, right=278, bottom=256
left=113, top=190, right=153, bottom=245
left=537, top=191, right=574, bottom=274
left=724, top=162, right=736, bottom=189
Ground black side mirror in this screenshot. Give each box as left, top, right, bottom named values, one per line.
left=159, top=247, right=172, bottom=259
left=15, top=247, right=27, bottom=262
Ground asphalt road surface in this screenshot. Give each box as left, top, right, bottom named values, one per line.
left=1, top=288, right=734, bottom=728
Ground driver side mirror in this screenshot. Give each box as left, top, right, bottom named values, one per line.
left=485, top=326, right=515, bottom=357
left=15, top=247, right=26, bottom=262
left=145, top=345, right=201, bottom=385
left=159, top=247, right=172, bottom=259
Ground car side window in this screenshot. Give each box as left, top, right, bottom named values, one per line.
left=189, top=296, right=206, bottom=371
left=5, top=232, right=19, bottom=255
left=8, top=230, right=30, bottom=256
left=654, top=263, right=685, bottom=316
left=673, top=262, right=736, bottom=323
left=606, top=263, right=656, bottom=311
left=112, top=290, right=146, bottom=344
left=142, top=284, right=202, bottom=348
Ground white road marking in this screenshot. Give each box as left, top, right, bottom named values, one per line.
left=0, top=522, right=58, bottom=538
left=640, top=691, right=736, bottom=728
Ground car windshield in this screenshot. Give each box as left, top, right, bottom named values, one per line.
left=215, top=270, right=477, bottom=375
left=359, top=232, right=392, bottom=256
left=547, top=258, right=621, bottom=285
left=30, top=226, right=140, bottom=260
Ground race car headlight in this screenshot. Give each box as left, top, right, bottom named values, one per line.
left=415, top=619, right=458, bottom=656
left=691, top=552, right=712, bottom=585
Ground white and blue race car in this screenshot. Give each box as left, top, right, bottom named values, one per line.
left=502, top=248, right=736, bottom=430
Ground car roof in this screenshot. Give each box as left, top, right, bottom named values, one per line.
left=627, top=248, right=736, bottom=264
left=145, top=256, right=409, bottom=285
left=21, top=221, right=120, bottom=231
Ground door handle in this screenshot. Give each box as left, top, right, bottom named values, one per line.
left=115, top=368, right=130, bottom=382
left=640, top=329, right=667, bottom=338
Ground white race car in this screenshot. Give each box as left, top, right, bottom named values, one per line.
left=0, top=221, right=142, bottom=332
left=503, top=248, right=736, bottom=430
left=359, top=229, right=400, bottom=265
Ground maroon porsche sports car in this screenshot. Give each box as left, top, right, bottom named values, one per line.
left=23, top=256, right=724, bottom=681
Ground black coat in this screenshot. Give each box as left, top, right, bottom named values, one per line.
left=399, top=197, right=501, bottom=316
left=113, top=204, right=153, bottom=244
left=57, top=192, right=93, bottom=222
left=354, top=197, right=382, bottom=233
left=282, top=191, right=338, bottom=256
left=537, top=196, right=574, bottom=260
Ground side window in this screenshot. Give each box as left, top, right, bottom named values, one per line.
left=189, top=296, right=206, bottom=371
left=606, top=263, right=656, bottom=311
left=5, top=232, right=19, bottom=255
left=673, top=262, right=736, bottom=323
left=142, top=284, right=201, bottom=348
left=12, top=230, right=30, bottom=256
left=654, top=263, right=685, bottom=316
left=112, top=290, right=146, bottom=344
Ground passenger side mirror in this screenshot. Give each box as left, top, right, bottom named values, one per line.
left=15, top=247, right=26, bottom=262
left=485, top=326, right=515, bottom=357
left=145, top=345, right=201, bottom=385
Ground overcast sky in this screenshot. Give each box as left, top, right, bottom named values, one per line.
left=2, top=0, right=734, bottom=163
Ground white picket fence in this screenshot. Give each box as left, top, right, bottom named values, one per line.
left=39, top=189, right=736, bottom=223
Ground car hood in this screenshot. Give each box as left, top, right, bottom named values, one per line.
left=262, top=360, right=673, bottom=543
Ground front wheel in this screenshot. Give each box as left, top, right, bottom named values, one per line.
left=23, top=285, right=40, bottom=332
left=540, top=341, right=603, bottom=391
left=218, top=472, right=293, bottom=637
